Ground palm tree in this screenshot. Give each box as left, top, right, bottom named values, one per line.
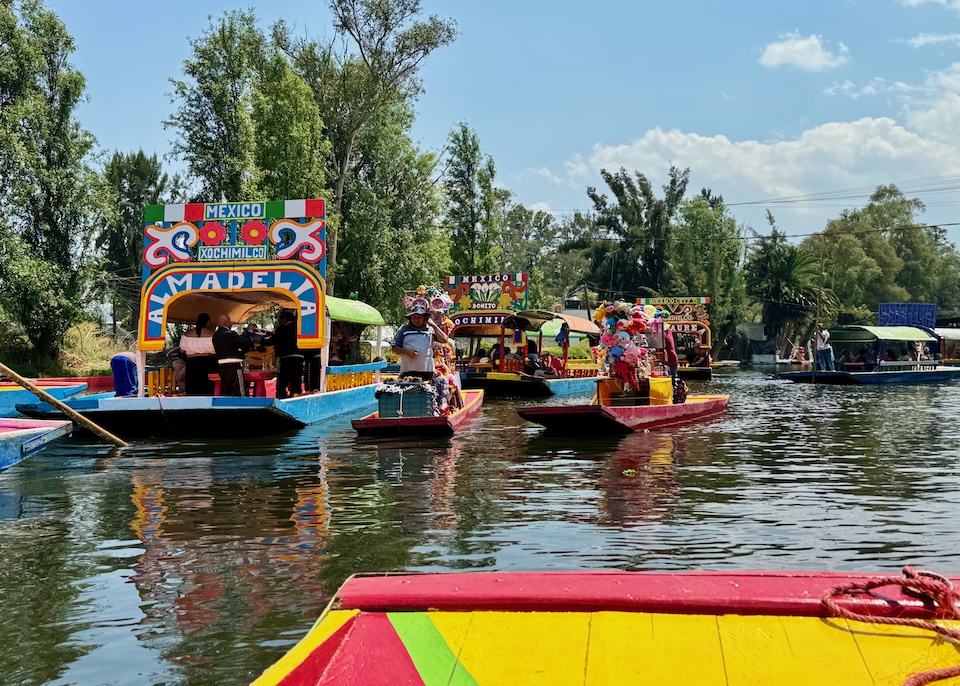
left=746, top=229, right=837, bottom=357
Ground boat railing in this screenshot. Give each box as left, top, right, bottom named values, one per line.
left=563, top=361, right=601, bottom=378
left=876, top=360, right=939, bottom=372
left=325, top=361, right=387, bottom=391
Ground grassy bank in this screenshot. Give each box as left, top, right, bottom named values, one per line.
left=0, top=322, right=133, bottom=377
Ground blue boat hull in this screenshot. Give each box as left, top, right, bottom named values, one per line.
left=778, top=367, right=960, bottom=384
left=0, top=382, right=87, bottom=417
left=0, top=418, right=73, bottom=470
left=15, top=384, right=380, bottom=439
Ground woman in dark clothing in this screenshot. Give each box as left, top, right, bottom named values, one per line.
left=179, top=313, right=217, bottom=395
left=262, top=309, right=303, bottom=399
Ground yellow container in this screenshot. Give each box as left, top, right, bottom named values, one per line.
left=649, top=376, right=673, bottom=405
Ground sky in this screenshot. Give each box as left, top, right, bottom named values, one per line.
left=44, top=0, right=960, bottom=244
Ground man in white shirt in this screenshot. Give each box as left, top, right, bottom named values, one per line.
left=392, top=303, right=449, bottom=380
left=815, top=323, right=835, bottom=371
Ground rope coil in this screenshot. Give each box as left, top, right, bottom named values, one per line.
left=821, top=566, right=960, bottom=686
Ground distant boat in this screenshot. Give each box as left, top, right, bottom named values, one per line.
left=778, top=325, right=960, bottom=384
left=352, top=389, right=484, bottom=437
left=0, top=417, right=72, bottom=471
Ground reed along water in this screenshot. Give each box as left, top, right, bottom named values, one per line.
left=2, top=368, right=959, bottom=685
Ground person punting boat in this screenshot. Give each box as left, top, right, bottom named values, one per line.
left=392, top=297, right=449, bottom=382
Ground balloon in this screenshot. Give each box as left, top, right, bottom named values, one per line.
left=643, top=304, right=656, bottom=317
left=660, top=309, right=671, bottom=319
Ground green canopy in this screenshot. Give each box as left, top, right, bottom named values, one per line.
left=830, top=325, right=935, bottom=343
left=326, top=296, right=385, bottom=326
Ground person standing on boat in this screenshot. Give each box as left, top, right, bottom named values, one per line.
left=392, top=303, right=448, bottom=381
left=260, top=309, right=303, bottom=399
left=663, top=323, right=680, bottom=378
left=213, top=315, right=254, bottom=396
left=179, top=313, right=217, bottom=395
left=815, top=324, right=835, bottom=371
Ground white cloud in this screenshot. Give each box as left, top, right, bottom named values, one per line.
left=905, top=32, right=960, bottom=47
left=901, top=0, right=960, bottom=11
left=759, top=33, right=850, bottom=71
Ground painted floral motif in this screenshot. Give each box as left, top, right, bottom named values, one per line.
left=269, top=218, right=326, bottom=263
left=241, top=219, right=268, bottom=245
left=198, top=221, right=227, bottom=246
left=143, top=222, right=199, bottom=268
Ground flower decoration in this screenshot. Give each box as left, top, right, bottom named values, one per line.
left=199, top=221, right=227, bottom=246
left=416, top=285, right=428, bottom=296
left=402, top=296, right=415, bottom=310
left=241, top=220, right=268, bottom=245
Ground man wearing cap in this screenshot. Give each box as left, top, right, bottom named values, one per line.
left=392, top=303, right=449, bottom=380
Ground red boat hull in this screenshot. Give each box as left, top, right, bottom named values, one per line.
left=352, top=389, right=484, bottom=437
left=518, top=394, right=729, bottom=435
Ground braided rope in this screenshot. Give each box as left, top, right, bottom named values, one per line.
left=821, top=566, right=960, bottom=686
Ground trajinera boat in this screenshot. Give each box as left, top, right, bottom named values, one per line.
left=0, top=379, right=86, bottom=418
left=447, top=274, right=601, bottom=398
left=251, top=568, right=960, bottom=686
left=16, top=199, right=389, bottom=438
left=352, top=389, right=484, bottom=437
left=0, top=418, right=73, bottom=471
left=778, top=325, right=960, bottom=384
left=519, top=375, right=729, bottom=435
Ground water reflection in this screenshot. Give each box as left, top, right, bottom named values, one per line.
left=2, top=372, right=960, bottom=685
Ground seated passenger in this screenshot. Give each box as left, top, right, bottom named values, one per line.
left=535, top=352, right=564, bottom=378
left=686, top=350, right=709, bottom=367
left=469, top=348, right=487, bottom=364
left=854, top=348, right=867, bottom=364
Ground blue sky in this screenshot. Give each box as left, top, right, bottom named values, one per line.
left=47, top=0, right=960, bottom=243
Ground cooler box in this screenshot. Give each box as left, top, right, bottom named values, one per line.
left=376, top=382, right=434, bottom=418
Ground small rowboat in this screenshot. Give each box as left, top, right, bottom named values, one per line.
left=0, top=417, right=73, bottom=471
left=519, top=394, right=729, bottom=435
left=352, top=389, right=484, bottom=437
left=252, top=570, right=960, bottom=686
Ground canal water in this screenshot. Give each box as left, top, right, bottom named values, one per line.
left=2, top=369, right=959, bottom=685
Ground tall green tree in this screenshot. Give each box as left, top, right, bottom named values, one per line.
left=0, top=0, right=113, bottom=363
left=165, top=10, right=263, bottom=202
left=673, top=196, right=748, bottom=354
left=445, top=122, right=504, bottom=275
left=585, top=166, right=690, bottom=297
left=99, top=150, right=180, bottom=328
left=252, top=51, right=330, bottom=200
left=498, top=203, right=559, bottom=308
left=334, top=103, right=448, bottom=321
left=745, top=222, right=835, bottom=356
left=279, top=0, right=457, bottom=292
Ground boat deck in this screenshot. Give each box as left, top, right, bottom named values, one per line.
left=253, top=571, right=960, bottom=686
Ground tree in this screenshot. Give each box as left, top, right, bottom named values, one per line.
left=585, top=166, right=690, bottom=297
left=745, top=222, right=835, bottom=356
left=165, top=10, right=263, bottom=202
left=0, top=1, right=113, bottom=364
left=499, top=203, right=558, bottom=308
left=280, top=0, right=457, bottom=292
left=99, top=150, right=180, bottom=328
left=673, top=196, right=748, bottom=354
left=252, top=51, right=330, bottom=199
left=445, top=122, right=504, bottom=275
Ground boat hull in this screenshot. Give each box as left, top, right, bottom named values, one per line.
left=352, top=390, right=484, bottom=437
left=14, top=384, right=384, bottom=439
left=677, top=365, right=712, bottom=381
left=518, top=395, right=729, bottom=435
left=0, top=418, right=73, bottom=470
left=0, top=381, right=86, bottom=418
left=460, top=372, right=552, bottom=397
left=778, top=366, right=960, bottom=384
left=252, top=570, right=960, bottom=686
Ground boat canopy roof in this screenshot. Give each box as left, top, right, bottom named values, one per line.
left=500, top=310, right=601, bottom=335
left=935, top=327, right=960, bottom=341
left=830, top=325, right=936, bottom=343
left=326, top=296, right=385, bottom=326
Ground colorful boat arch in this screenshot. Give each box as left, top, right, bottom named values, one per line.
left=137, top=199, right=327, bottom=351
left=638, top=296, right=712, bottom=351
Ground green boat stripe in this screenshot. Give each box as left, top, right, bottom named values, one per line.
left=388, top=612, right=478, bottom=686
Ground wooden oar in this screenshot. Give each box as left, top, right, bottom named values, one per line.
left=0, top=361, right=128, bottom=448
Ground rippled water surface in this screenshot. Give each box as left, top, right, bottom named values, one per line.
left=3, top=369, right=960, bottom=685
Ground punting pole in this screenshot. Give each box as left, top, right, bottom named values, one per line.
left=0, top=361, right=128, bottom=448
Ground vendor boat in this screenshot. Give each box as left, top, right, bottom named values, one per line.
left=352, top=389, right=484, bottom=437
left=519, top=376, right=729, bottom=436
left=17, top=199, right=392, bottom=439
left=252, top=568, right=960, bottom=686
left=0, top=418, right=73, bottom=470
left=778, top=325, right=960, bottom=384
left=0, top=379, right=86, bottom=418
left=447, top=274, right=601, bottom=398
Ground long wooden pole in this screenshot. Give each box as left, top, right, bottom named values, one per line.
left=0, top=361, right=128, bottom=448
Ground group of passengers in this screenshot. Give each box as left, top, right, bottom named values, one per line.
left=465, top=342, right=564, bottom=378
